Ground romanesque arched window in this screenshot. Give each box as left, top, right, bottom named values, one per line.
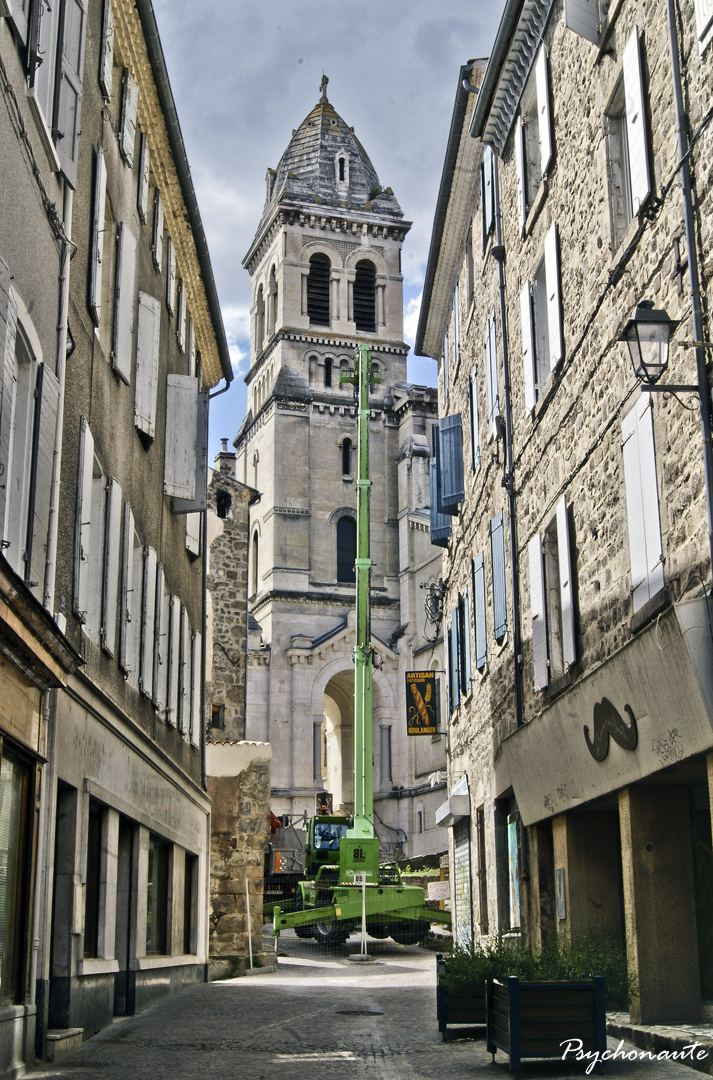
left=307, top=253, right=331, bottom=326
left=251, top=531, right=259, bottom=595
left=256, top=285, right=265, bottom=351
left=339, top=157, right=345, bottom=182
left=336, top=517, right=356, bottom=583
left=342, top=438, right=352, bottom=477
left=268, top=265, right=278, bottom=337
left=354, top=260, right=376, bottom=333
left=325, top=358, right=333, bottom=388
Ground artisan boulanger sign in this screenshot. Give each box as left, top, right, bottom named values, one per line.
left=406, top=671, right=437, bottom=734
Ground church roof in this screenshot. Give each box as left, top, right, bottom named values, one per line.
left=260, top=83, right=404, bottom=223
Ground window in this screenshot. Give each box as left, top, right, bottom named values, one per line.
left=250, top=531, right=259, bottom=595
left=339, top=157, right=345, bottom=182
left=255, top=284, right=265, bottom=351
left=381, top=726, right=392, bottom=786
left=137, top=134, right=150, bottom=223
left=3, top=326, right=37, bottom=582
left=429, top=457, right=452, bottom=548
left=436, top=415, right=464, bottom=515
left=191, top=632, right=202, bottom=749
left=528, top=494, right=576, bottom=690
left=442, top=332, right=449, bottom=402
left=472, top=553, right=487, bottom=671
left=466, top=226, right=475, bottom=302
left=490, top=511, right=508, bottom=641
left=186, top=512, right=201, bottom=555
left=307, top=253, right=330, bottom=326
left=267, top=265, right=278, bottom=337
left=119, top=68, right=138, bottom=166
left=152, top=192, right=164, bottom=272
left=146, top=838, right=168, bottom=955
left=84, top=802, right=103, bottom=958
left=336, top=517, right=356, bottom=583
left=469, top=367, right=480, bottom=471
left=622, top=394, right=663, bottom=614
left=417, top=810, right=424, bottom=835
left=447, top=592, right=471, bottom=712
left=694, top=0, right=713, bottom=52
left=134, top=292, right=161, bottom=439
left=211, top=703, right=225, bottom=730
left=563, top=0, right=614, bottom=45
left=176, top=280, right=186, bottom=352
left=0, top=749, right=29, bottom=1005
left=457, top=591, right=471, bottom=696
left=484, top=311, right=499, bottom=431
left=605, top=29, right=651, bottom=251
left=167, top=595, right=180, bottom=727
left=515, top=45, right=553, bottom=232
left=140, top=546, right=157, bottom=697
left=120, top=507, right=142, bottom=685
left=354, top=260, right=376, bottom=333
left=324, top=357, right=333, bottom=388
left=481, top=144, right=495, bottom=253
left=99, top=1, right=114, bottom=101
left=452, top=283, right=460, bottom=367
left=476, top=806, right=488, bottom=934
left=153, top=564, right=168, bottom=714
left=166, top=237, right=176, bottom=316
left=183, top=854, right=197, bottom=954
left=520, top=221, right=563, bottom=411
left=113, top=223, right=136, bottom=383
left=507, top=805, right=521, bottom=930
left=216, top=490, right=231, bottom=519
left=342, top=438, right=352, bottom=477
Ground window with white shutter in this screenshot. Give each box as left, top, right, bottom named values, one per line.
left=26, top=361, right=60, bottom=603
left=530, top=221, right=564, bottom=396
left=469, top=366, right=480, bottom=471
left=517, top=45, right=553, bottom=220
left=30, top=0, right=61, bottom=139
left=4, top=326, right=38, bottom=581
left=89, top=147, right=107, bottom=327
left=152, top=192, right=164, bottom=272
left=187, top=318, right=196, bottom=377
left=153, top=564, right=168, bottom=712
left=84, top=455, right=105, bottom=644
left=176, top=279, right=186, bottom=351
left=694, top=0, right=713, bottom=51
left=179, top=606, right=190, bottom=737
left=544, top=222, right=563, bottom=367
left=137, top=134, right=150, bottom=223
left=54, top=0, right=88, bottom=188
left=112, top=223, right=136, bottom=383
left=171, top=391, right=209, bottom=514
left=167, top=595, right=180, bottom=726
left=528, top=534, right=548, bottom=691
left=166, top=238, right=176, bottom=315
left=5, top=0, right=30, bottom=43
left=134, top=292, right=160, bottom=438
left=605, top=29, right=651, bottom=249
left=119, top=69, right=138, bottom=166
left=520, top=281, right=536, bottom=413
left=515, top=118, right=527, bottom=234
left=186, top=512, right=201, bottom=556
left=73, top=417, right=94, bottom=620
left=622, top=394, right=663, bottom=613
left=140, top=546, right=157, bottom=697
left=99, top=0, right=114, bottom=100
left=472, top=554, right=487, bottom=670
left=164, top=375, right=198, bottom=500
left=191, top=631, right=202, bottom=747
left=0, top=259, right=17, bottom=536
left=119, top=504, right=139, bottom=680
left=528, top=495, right=577, bottom=688
left=485, top=312, right=499, bottom=430
left=481, top=145, right=494, bottom=253
left=101, top=476, right=122, bottom=656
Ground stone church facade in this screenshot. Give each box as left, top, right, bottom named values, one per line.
left=234, top=83, right=448, bottom=861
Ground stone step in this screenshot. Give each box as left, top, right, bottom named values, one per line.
left=46, top=1028, right=84, bottom=1061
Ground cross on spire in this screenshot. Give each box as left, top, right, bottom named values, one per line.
left=319, top=74, right=329, bottom=103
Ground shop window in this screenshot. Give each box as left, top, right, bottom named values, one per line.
left=146, top=838, right=168, bottom=955
left=353, top=260, right=376, bottom=333
left=0, top=750, right=29, bottom=1005
left=336, top=517, right=356, bottom=583
left=307, top=254, right=331, bottom=326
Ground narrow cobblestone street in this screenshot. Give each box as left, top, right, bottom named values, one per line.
left=22, top=933, right=712, bottom=1080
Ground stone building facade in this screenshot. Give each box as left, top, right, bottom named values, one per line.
left=418, top=0, right=713, bottom=1023
left=235, top=83, right=448, bottom=862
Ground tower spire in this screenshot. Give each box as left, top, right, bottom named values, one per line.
left=319, top=73, right=329, bottom=103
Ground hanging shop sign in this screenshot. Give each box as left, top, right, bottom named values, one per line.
left=405, top=671, right=437, bottom=735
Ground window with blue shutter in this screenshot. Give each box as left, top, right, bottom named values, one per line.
left=469, top=367, right=480, bottom=471
left=450, top=609, right=460, bottom=711
left=486, top=312, right=499, bottom=430
left=490, top=511, right=507, bottom=640
left=460, top=590, right=472, bottom=695
left=472, top=554, right=487, bottom=670
left=429, top=457, right=451, bottom=548
left=438, top=414, right=464, bottom=514
left=446, top=623, right=453, bottom=715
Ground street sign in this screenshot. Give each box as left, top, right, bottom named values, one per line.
left=353, top=872, right=366, bottom=885
left=405, top=671, right=438, bottom=735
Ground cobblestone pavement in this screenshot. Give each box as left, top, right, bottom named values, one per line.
left=25, top=932, right=713, bottom=1080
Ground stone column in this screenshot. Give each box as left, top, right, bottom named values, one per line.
left=551, top=810, right=622, bottom=943
left=619, top=785, right=700, bottom=1023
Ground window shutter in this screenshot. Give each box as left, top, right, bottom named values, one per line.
left=73, top=417, right=93, bottom=619
left=622, top=394, right=664, bottom=611
left=112, top=223, right=136, bottom=383
left=451, top=608, right=460, bottom=709
left=490, top=510, right=508, bottom=639
left=6, top=0, right=30, bottom=44
left=472, top=554, right=487, bottom=670
left=453, top=284, right=460, bottom=363
left=186, top=512, right=201, bottom=556
left=191, top=631, right=201, bottom=747
left=101, top=476, right=122, bottom=656
left=179, top=605, right=190, bottom=737
left=520, top=281, right=536, bottom=412
left=446, top=624, right=453, bottom=715
left=623, top=28, right=651, bottom=214
left=480, top=162, right=487, bottom=256
left=461, top=590, right=472, bottom=693
left=89, top=147, right=107, bottom=326
left=26, top=362, right=59, bottom=603
left=487, top=312, right=499, bottom=428
left=99, top=0, right=114, bottom=99
left=152, top=192, right=164, bottom=272
left=119, top=68, right=138, bottom=166
left=0, top=263, right=17, bottom=534
left=166, top=238, right=176, bottom=315
left=54, top=0, right=87, bottom=189
left=694, top=0, right=713, bottom=49
left=176, top=280, right=186, bottom=352
left=535, top=45, right=553, bottom=178
left=528, top=533, right=548, bottom=690
left=140, top=546, right=157, bottom=696
left=564, top=0, right=599, bottom=43
left=556, top=494, right=577, bottom=668
left=187, top=318, right=196, bottom=377
left=167, top=595, right=180, bottom=726
left=637, top=395, right=664, bottom=599
left=137, top=133, right=150, bottom=223
left=119, top=502, right=134, bottom=674
left=469, top=367, right=480, bottom=470
left=443, top=333, right=449, bottom=401
left=515, top=118, right=527, bottom=232
left=164, top=375, right=198, bottom=500
left=438, top=414, right=464, bottom=513
left=134, top=291, right=160, bottom=437
left=544, top=221, right=563, bottom=368
left=152, top=563, right=166, bottom=708
left=172, top=391, right=209, bottom=513
left=429, top=457, right=451, bottom=548
left=484, top=145, right=494, bottom=239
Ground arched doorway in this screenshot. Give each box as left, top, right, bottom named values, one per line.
left=323, top=669, right=354, bottom=812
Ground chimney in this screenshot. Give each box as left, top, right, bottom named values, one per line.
left=214, top=437, right=237, bottom=478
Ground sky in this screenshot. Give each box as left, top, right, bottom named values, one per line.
left=151, top=0, right=502, bottom=462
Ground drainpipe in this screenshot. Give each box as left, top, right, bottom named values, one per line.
left=491, top=156, right=524, bottom=730
left=201, top=505, right=208, bottom=792
left=667, top=0, right=713, bottom=578
left=43, top=183, right=73, bottom=613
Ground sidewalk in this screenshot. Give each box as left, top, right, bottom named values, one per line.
left=608, top=1014, right=713, bottom=1075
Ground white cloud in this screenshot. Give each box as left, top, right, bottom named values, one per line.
left=403, top=293, right=422, bottom=351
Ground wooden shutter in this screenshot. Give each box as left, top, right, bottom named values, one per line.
left=528, top=534, right=548, bottom=690
left=140, top=546, right=157, bottom=696
left=555, top=494, right=577, bottom=668
left=134, top=291, right=160, bottom=437
left=191, top=631, right=201, bottom=747
left=490, top=511, right=507, bottom=639
left=187, top=318, right=196, bottom=377
left=446, top=624, right=453, bottom=715
left=0, top=262, right=17, bottom=534
left=99, top=0, right=114, bottom=100
left=152, top=192, right=164, bottom=271
left=451, top=608, right=460, bottom=709
left=137, top=133, right=150, bottom=223
left=483, top=145, right=494, bottom=239
left=89, top=147, right=107, bottom=326
left=544, top=221, right=563, bottom=368
left=164, top=375, right=198, bottom=500
left=172, top=391, right=208, bottom=513
left=176, top=280, right=186, bottom=351
left=637, top=395, right=664, bottom=599
left=119, top=502, right=134, bottom=674
left=186, top=512, right=201, bottom=555
left=153, top=563, right=166, bottom=707
left=623, top=395, right=663, bottom=613
left=166, top=237, right=176, bottom=315
left=112, top=223, right=136, bottom=383
left=167, top=595, right=180, bottom=726
left=535, top=45, right=553, bottom=178
left=119, top=68, right=138, bottom=166
left=480, top=163, right=487, bottom=256
left=101, top=476, right=122, bottom=656
left=564, top=0, right=599, bottom=42
left=461, top=590, right=472, bottom=693
left=73, top=417, right=93, bottom=619
left=439, top=414, right=464, bottom=513
left=55, top=0, right=87, bottom=188
left=623, top=28, right=651, bottom=214
left=472, top=554, right=487, bottom=670
left=694, top=0, right=713, bottom=49
left=429, top=457, right=451, bottom=548
left=469, top=367, right=480, bottom=470
left=453, top=284, right=460, bottom=362
left=179, top=605, right=190, bottom=736
left=443, top=333, right=449, bottom=402
left=487, top=312, right=499, bottom=427
left=6, top=0, right=30, bottom=44
left=26, top=363, right=59, bottom=602
left=520, top=281, right=536, bottom=412
left=515, top=118, right=527, bottom=232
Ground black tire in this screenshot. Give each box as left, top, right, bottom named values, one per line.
left=390, top=920, right=429, bottom=946
left=366, top=922, right=390, bottom=939
left=292, top=892, right=315, bottom=939
left=313, top=920, right=350, bottom=947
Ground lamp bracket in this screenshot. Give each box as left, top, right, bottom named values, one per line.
left=645, top=384, right=699, bottom=394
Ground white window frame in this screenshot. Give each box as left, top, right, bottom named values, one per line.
left=528, top=494, right=576, bottom=691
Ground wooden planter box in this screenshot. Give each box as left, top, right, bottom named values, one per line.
left=486, top=975, right=606, bottom=1068
left=436, top=953, right=486, bottom=1039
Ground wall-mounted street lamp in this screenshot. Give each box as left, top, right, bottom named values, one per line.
left=618, top=301, right=678, bottom=385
